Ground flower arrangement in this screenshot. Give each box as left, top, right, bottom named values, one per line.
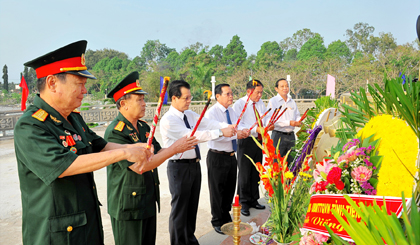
left=299, top=230, right=330, bottom=245
left=309, top=135, right=382, bottom=195
left=291, top=125, right=323, bottom=175
left=357, top=114, right=419, bottom=197
left=248, top=126, right=313, bottom=243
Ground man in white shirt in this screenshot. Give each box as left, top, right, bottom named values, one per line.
left=204, top=84, right=250, bottom=235
left=160, top=80, right=236, bottom=245
left=267, top=78, right=301, bottom=164
left=232, top=80, right=273, bottom=216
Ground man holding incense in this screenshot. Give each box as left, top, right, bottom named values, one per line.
left=204, top=83, right=250, bottom=235
left=14, top=40, right=153, bottom=245
left=104, top=72, right=198, bottom=245
left=232, top=79, right=273, bottom=217
left=267, top=78, right=301, bottom=164
left=160, top=80, right=236, bottom=245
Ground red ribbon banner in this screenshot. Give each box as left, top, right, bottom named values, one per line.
left=302, top=194, right=411, bottom=242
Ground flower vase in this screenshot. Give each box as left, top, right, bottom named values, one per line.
left=272, top=235, right=292, bottom=245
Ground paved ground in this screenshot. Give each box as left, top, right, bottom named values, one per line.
left=0, top=124, right=270, bottom=245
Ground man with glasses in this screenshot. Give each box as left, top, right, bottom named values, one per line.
left=204, top=84, right=250, bottom=234
left=160, top=80, right=236, bottom=245
left=267, top=78, right=301, bottom=164
left=232, top=80, right=273, bottom=217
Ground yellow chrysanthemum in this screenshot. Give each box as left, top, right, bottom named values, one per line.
left=357, top=115, right=419, bottom=197
left=285, top=171, right=294, bottom=179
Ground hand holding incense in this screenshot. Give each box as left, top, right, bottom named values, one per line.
left=147, top=76, right=170, bottom=150
left=234, top=80, right=258, bottom=129
left=190, top=90, right=212, bottom=137
left=249, top=108, right=271, bottom=130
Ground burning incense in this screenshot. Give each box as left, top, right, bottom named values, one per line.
left=147, top=76, right=170, bottom=150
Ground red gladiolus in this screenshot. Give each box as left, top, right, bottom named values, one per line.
left=256, top=162, right=264, bottom=172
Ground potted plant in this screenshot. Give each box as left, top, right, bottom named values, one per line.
left=247, top=125, right=313, bottom=244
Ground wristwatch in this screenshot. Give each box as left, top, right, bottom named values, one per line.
left=219, top=129, right=223, bottom=137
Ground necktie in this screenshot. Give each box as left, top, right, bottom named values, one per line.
left=253, top=102, right=262, bottom=141
left=183, top=114, right=201, bottom=160
left=225, top=109, right=238, bottom=152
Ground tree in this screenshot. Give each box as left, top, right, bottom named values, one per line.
left=189, top=63, right=214, bottom=99
left=23, top=67, right=37, bottom=92
left=345, top=22, right=375, bottom=53
left=255, top=41, right=283, bottom=69
left=222, top=35, right=247, bottom=72
left=2, top=64, right=8, bottom=92
left=181, top=42, right=209, bottom=53
left=297, top=34, right=326, bottom=61
left=85, top=49, right=129, bottom=70
left=283, top=49, right=298, bottom=61
left=280, top=28, right=317, bottom=52
left=209, top=44, right=224, bottom=66
left=140, top=40, right=175, bottom=64
left=325, top=40, right=351, bottom=62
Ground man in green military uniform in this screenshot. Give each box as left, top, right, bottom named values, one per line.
left=105, top=71, right=197, bottom=245
left=14, top=41, right=153, bottom=245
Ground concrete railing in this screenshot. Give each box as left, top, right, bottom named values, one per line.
left=0, top=99, right=315, bottom=139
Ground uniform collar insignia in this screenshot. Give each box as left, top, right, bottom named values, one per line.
left=50, top=115, right=61, bottom=124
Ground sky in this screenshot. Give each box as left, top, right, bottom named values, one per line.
left=1, top=0, right=419, bottom=84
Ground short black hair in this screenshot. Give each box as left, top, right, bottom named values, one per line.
left=246, top=79, right=263, bottom=90
left=215, top=83, right=230, bottom=96
left=275, top=78, right=288, bottom=88
left=116, top=94, right=132, bottom=110
left=37, top=73, right=67, bottom=92
left=168, top=80, right=190, bottom=99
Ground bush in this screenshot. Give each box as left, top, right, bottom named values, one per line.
left=81, top=102, right=91, bottom=111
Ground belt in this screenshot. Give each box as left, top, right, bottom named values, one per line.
left=170, top=158, right=200, bottom=163
left=209, top=149, right=235, bottom=156
left=274, top=130, right=294, bottom=135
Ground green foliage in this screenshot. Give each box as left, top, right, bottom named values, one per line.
left=30, top=23, right=416, bottom=106
left=325, top=193, right=420, bottom=245
left=255, top=41, right=283, bottom=69
left=325, top=40, right=352, bottom=63
left=280, top=28, right=318, bottom=52
left=140, top=40, right=175, bottom=64
left=85, top=48, right=129, bottom=70
left=222, top=35, right=247, bottom=72
left=80, top=103, right=91, bottom=111
left=297, top=34, right=327, bottom=61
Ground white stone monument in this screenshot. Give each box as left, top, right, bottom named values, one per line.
left=211, top=76, right=216, bottom=100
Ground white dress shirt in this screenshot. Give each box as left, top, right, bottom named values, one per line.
left=160, top=105, right=228, bottom=160
left=267, top=94, right=301, bottom=132
left=205, top=102, right=238, bottom=152
left=232, top=96, right=268, bottom=138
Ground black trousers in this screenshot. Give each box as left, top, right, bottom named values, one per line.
left=271, top=130, right=296, bottom=164
left=167, top=160, right=201, bottom=245
left=206, top=150, right=237, bottom=227
left=110, top=215, right=156, bottom=245
left=237, top=137, right=262, bottom=210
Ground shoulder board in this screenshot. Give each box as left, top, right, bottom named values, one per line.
left=32, top=109, right=48, bottom=122
left=114, top=121, right=125, bottom=131
left=72, top=109, right=81, bottom=114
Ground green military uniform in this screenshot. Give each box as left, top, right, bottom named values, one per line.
left=14, top=95, right=107, bottom=245
left=104, top=112, right=161, bottom=245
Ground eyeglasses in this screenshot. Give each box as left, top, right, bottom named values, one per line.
left=180, top=96, right=193, bottom=101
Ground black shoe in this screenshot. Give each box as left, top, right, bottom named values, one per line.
left=253, top=204, right=266, bottom=210
left=241, top=209, right=250, bottom=216
left=214, top=226, right=225, bottom=235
